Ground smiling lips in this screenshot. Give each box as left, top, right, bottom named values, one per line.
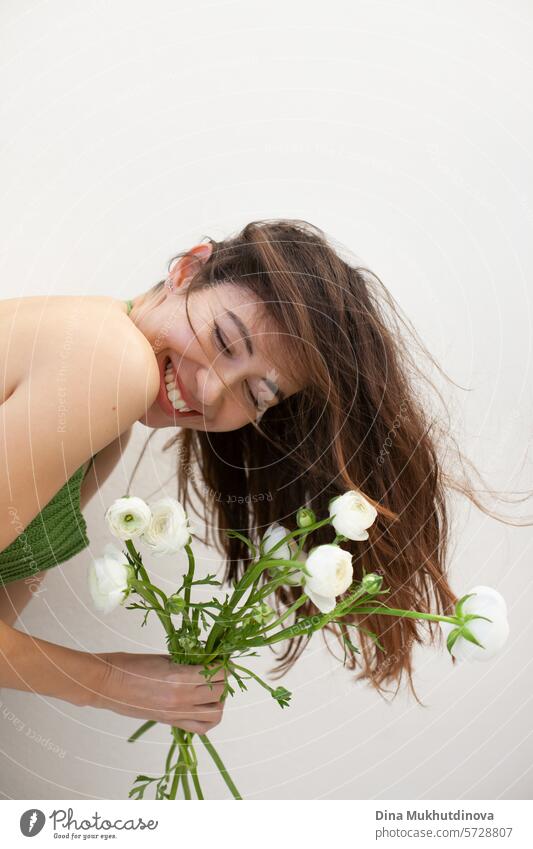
left=163, top=359, right=200, bottom=415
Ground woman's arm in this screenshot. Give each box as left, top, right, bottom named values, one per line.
left=0, top=618, right=226, bottom=731
left=0, top=616, right=104, bottom=706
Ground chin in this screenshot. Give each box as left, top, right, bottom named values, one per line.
left=136, top=405, right=203, bottom=431
left=136, top=405, right=174, bottom=429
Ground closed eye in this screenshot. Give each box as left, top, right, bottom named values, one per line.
left=213, top=322, right=232, bottom=356
left=245, top=384, right=260, bottom=411
left=213, top=321, right=260, bottom=410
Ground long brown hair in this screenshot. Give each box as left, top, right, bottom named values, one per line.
left=133, top=219, right=531, bottom=701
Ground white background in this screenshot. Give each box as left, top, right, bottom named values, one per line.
left=1, top=0, right=532, bottom=800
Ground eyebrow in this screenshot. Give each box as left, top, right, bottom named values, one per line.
left=226, top=310, right=286, bottom=403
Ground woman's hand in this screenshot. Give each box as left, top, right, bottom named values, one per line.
left=93, top=652, right=227, bottom=733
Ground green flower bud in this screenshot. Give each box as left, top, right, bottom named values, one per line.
left=296, top=507, right=316, bottom=528
left=167, top=593, right=186, bottom=614
left=361, top=572, right=383, bottom=595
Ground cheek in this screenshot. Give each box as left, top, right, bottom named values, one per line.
left=212, top=399, right=254, bottom=432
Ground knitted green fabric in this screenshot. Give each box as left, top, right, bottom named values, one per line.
left=0, top=463, right=90, bottom=587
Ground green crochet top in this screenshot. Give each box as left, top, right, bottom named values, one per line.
left=0, top=462, right=91, bottom=587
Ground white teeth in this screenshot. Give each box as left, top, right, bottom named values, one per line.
left=163, top=361, right=191, bottom=411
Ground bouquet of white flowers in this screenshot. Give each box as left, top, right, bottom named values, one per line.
left=89, top=490, right=509, bottom=800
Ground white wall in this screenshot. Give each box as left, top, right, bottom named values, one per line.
left=1, top=0, right=532, bottom=800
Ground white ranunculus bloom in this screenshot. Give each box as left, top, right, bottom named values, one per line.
left=88, top=544, right=134, bottom=614
left=303, top=544, right=354, bottom=613
left=329, top=490, right=378, bottom=541
left=440, top=585, right=509, bottom=662
left=262, top=523, right=296, bottom=561
left=105, top=496, right=152, bottom=540
left=142, top=497, right=193, bottom=556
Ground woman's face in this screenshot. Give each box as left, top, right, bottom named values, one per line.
left=132, top=247, right=302, bottom=432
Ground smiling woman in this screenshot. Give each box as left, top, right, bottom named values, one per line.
left=0, top=218, right=529, bottom=726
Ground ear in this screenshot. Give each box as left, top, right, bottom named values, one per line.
left=170, top=242, right=213, bottom=287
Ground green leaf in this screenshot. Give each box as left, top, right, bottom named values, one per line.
left=341, top=628, right=360, bottom=656
left=128, top=788, right=144, bottom=799
left=225, top=529, right=256, bottom=549
left=455, top=592, right=477, bottom=619
left=272, top=686, right=292, bottom=708
left=460, top=626, right=485, bottom=649
left=354, top=624, right=384, bottom=652
left=446, top=626, right=462, bottom=654
left=222, top=680, right=236, bottom=699
left=190, top=574, right=222, bottom=587
left=463, top=613, right=492, bottom=624
left=232, top=672, right=248, bottom=693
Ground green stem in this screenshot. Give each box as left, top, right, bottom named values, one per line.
left=187, top=739, right=204, bottom=800
left=243, top=584, right=370, bottom=648
left=169, top=761, right=182, bottom=799
left=181, top=769, right=191, bottom=799
left=262, top=595, right=308, bottom=632
left=181, top=544, right=196, bottom=629
left=165, top=741, right=177, bottom=777
left=127, top=719, right=157, bottom=743
left=261, top=517, right=332, bottom=558
left=205, top=558, right=304, bottom=655
left=349, top=605, right=460, bottom=625
left=170, top=728, right=192, bottom=800
left=229, top=662, right=277, bottom=696
left=199, top=734, right=242, bottom=800
left=125, top=541, right=174, bottom=637
left=190, top=769, right=204, bottom=800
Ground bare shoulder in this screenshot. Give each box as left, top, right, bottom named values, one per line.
left=0, top=296, right=159, bottom=553
left=73, top=296, right=160, bottom=423
left=0, top=295, right=159, bottom=414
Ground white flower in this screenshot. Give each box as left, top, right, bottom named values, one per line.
left=303, top=544, right=354, bottom=613
left=88, top=544, right=134, bottom=614
left=142, top=497, right=193, bottom=556
left=105, top=496, right=152, bottom=540
left=329, top=490, right=377, bottom=541
left=262, top=523, right=296, bottom=561
left=440, top=585, right=509, bottom=662
left=263, top=523, right=305, bottom=585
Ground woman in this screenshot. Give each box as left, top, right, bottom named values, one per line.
left=0, top=218, right=517, bottom=730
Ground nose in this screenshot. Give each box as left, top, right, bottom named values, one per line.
left=195, top=365, right=228, bottom=408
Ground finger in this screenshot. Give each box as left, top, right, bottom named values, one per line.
left=193, top=703, right=224, bottom=720
left=164, top=718, right=217, bottom=733
left=195, top=682, right=225, bottom=704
